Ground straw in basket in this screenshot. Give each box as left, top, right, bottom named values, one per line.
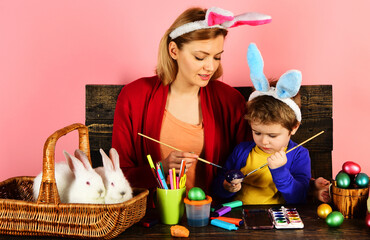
left=0, top=123, right=148, bottom=239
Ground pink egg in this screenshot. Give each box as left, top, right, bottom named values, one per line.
left=342, top=161, right=361, bottom=175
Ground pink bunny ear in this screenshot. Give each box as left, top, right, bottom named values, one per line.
left=169, top=7, right=272, bottom=40
left=227, top=12, right=272, bottom=28
left=206, top=7, right=234, bottom=26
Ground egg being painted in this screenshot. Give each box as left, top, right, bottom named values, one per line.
left=188, top=187, right=206, bottom=201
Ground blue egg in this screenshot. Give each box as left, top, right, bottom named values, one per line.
left=225, top=169, right=244, bottom=183
left=355, top=173, right=369, bottom=188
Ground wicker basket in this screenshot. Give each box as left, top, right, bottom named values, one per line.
left=0, top=123, right=148, bottom=239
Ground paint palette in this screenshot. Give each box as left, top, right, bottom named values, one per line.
left=269, top=206, right=304, bottom=229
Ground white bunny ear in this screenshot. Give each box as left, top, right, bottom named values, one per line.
left=74, top=149, right=92, bottom=170
left=63, top=150, right=74, bottom=170
left=247, top=43, right=269, bottom=92
left=276, top=70, right=302, bottom=98
left=99, top=148, right=114, bottom=171
left=109, top=148, right=120, bottom=170
left=64, top=150, right=88, bottom=174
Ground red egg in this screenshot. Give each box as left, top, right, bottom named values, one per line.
left=342, top=161, right=361, bottom=175
left=366, top=213, right=370, bottom=228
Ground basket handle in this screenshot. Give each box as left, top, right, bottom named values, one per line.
left=36, top=123, right=91, bottom=204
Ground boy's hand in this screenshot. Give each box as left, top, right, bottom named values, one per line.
left=223, top=179, right=242, bottom=192
left=267, top=147, right=287, bottom=169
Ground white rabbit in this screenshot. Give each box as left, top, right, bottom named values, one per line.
left=33, top=150, right=106, bottom=204
left=33, top=161, right=74, bottom=203
left=67, top=149, right=106, bottom=204
left=95, top=148, right=133, bottom=204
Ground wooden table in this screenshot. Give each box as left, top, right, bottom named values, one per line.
left=1, top=204, right=368, bottom=239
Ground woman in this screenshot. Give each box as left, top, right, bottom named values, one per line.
left=112, top=7, right=271, bottom=196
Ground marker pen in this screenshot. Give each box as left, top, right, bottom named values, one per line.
left=210, top=219, right=238, bottom=231
left=210, top=206, right=231, bottom=217
left=157, top=168, right=168, bottom=189
left=210, top=216, right=244, bottom=226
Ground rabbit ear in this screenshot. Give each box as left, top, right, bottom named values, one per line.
left=63, top=150, right=74, bottom=170
left=99, top=148, right=114, bottom=172
left=64, top=150, right=88, bottom=174
left=276, top=70, right=302, bottom=98
left=109, top=148, right=120, bottom=170
left=247, top=43, right=269, bottom=92
left=74, top=149, right=93, bottom=170
left=74, top=149, right=93, bottom=171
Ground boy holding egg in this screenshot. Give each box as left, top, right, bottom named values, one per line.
left=213, top=43, right=311, bottom=204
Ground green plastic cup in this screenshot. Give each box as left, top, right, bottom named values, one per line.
left=156, top=187, right=185, bottom=225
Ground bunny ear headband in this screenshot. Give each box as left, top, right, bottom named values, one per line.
left=169, top=7, right=272, bottom=40
left=247, top=43, right=302, bottom=122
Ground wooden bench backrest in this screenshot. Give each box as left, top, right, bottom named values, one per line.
left=86, top=85, right=333, bottom=179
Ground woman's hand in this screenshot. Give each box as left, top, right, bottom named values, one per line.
left=267, top=147, right=287, bottom=169
left=314, top=177, right=331, bottom=203
left=223, top=179, right=242, bottom=193
left=161, top=151, right=198, bottom=174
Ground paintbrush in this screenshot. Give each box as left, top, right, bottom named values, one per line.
left=138, top=133, right=223, bottom=169
left=245, top=130, right=325, bottom=177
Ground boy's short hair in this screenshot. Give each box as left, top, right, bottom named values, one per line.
left=245, top=80, right=301, bottom=132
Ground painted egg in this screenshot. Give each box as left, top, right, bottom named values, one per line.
left=188, top=187, right=206, bottom=201
left=317, top=203, right=332, bottom=219
left=355, top=173, right=369, bottom=188
left=366, top=213, right=370, bottom=228
left=225, top=169, right=244, bottom=183
left=342, top=161, right=361, bottom=175
left=335, top=172, right=351, bottom=189
left=326, top=211, right=344, bottom=227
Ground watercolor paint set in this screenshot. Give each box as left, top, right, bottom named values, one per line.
left=269, top=206, right=304, bottom=229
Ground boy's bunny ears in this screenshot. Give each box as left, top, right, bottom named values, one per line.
left=169, top=7, right=271, bottom=40
left=247, top=43, right=302, bottom=122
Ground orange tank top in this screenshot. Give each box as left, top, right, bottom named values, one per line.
left=159, top=109, right=205, bottom=191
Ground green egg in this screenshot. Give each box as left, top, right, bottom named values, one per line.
left=188, top=187, right=206, bottom=201
left=335, top=172, right=351, bottom=188
left=326, top=211, right=344, bottom=227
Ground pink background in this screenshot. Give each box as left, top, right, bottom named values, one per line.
left=0, top=0, right=369, bottom=181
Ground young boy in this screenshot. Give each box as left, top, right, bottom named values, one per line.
left=212, top=43, right=311, bottom=204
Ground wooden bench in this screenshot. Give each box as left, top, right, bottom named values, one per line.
left=86, top=85, right=333, bottom=180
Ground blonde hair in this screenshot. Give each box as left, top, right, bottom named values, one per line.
left=156, top=7, right=228, bottom=85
